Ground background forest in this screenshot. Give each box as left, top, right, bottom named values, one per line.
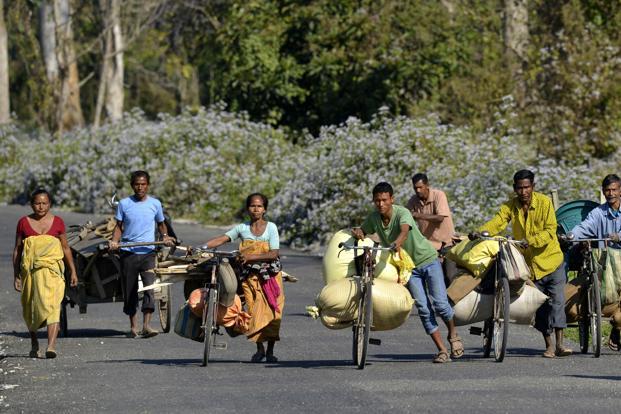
left=1, top=0, right=620, bottom=247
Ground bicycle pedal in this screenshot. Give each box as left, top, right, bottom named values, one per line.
left=213, top=342, right=227, bottom=350
left=469, top=326, right=483, bottom=336
left=369, top=338, right=381, bottom=346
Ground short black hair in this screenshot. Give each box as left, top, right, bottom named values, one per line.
left=246, top=193, right=269, bottom=210
left=130, top=170, right=150, bottom=185
left=602, top=174, right=621, bottom=189
left=412, top=173, right=428, bottom=185
left=513, top=169, right=535, bottom=184
left=372, top=182, right=394, bottom=196
left=30, top=188, right=53, bottom=206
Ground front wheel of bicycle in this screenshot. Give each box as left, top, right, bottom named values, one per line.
left=589, top=270, right=602, bottom=358
left=352, top=275, right=372, bottom=369
left=202, top=288, right=218, bottom=367
left=493, top=277, right=510, bottom=362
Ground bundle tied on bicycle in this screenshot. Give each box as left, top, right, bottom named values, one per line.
left=314, top=230, right=415, bottom=331
left=445, top=236, right=548, bottom=326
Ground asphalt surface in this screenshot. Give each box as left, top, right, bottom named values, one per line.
left=1, top=205, right=621, bottom=413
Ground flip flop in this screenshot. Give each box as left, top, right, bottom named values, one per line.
left=126, top=331, right=139, bottom=339
left=251, top=351, right=266, bottom=363
left=140, top=328, right=159, bottom=338
left=28, top=349, right=40, bottom=358
left=45, top=349, right=57, bottom=359
left=432, top=350, right=451, bottom=363
left=555, top=348, right=573, bottom=357
left=542, top=350, right=555, bottom=358
left=447, top=335, right=464, bottom=359
left=265, top=354, right=278, bottom=363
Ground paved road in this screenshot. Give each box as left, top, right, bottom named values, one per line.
left=1, top=205, right=621, bottom=413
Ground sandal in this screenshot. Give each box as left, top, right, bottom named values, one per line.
left=139, top=328, right=159, bottom=338
left=251, top=351, right=266, bottom=363
left=28, top=348, right=40, bottom=358
left=447, top=335, right=464, bottom=359
left=542, top=349, right=555, bottom=358
left=432, top=350, right=451, bottom=363
left=265, top=354, right=278, bottom=363
left=608, top=328, right=620, bottom=351
left=45, top=349, right=57, bottom=359
left=555, top=347, right=573, bottom=357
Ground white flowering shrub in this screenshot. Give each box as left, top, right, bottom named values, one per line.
left=0, top=106, right=298, bottom=223
left=0, top=104, right=616, bottom=249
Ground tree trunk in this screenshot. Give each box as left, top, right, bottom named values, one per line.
left=0, top=0, right=9, bottom=123
left=52, top=0, right=84, bottom=133
left=40, top=1, right=59, bottom=83
left=503, top=0, right=529, bottom=105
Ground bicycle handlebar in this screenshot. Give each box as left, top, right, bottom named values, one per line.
left=338, top=242, right=397, bottom=252
left=191, top=247, right=240, bottom=258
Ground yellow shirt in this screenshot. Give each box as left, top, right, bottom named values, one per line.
left=478, top=191, right=563, bottom=280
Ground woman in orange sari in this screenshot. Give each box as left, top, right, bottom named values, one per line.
left=203, top=193, right=284, bottom=362
left=13, top=189, right=78, bottom=358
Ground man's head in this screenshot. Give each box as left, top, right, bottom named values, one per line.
left=372, top=182, right=395, bottom=217
left=513, top=169, right=535, bottom=206
left=412, top=173, right=430, bottom=201
left=602, top=174, right=621, bottom=209
left=130, top=170, right=150, bottom=200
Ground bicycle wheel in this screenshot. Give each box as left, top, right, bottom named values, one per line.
left=352, top=276, right=372, bottom=369
left=202, top=288, right=218, bottom=367
left=589, top=269, right=602, bottom=357
left=493, top=277, right=510, bottom=362
left=59, top=299, right=69, bottom=338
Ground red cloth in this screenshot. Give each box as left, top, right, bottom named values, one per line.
left=260, top=276, right=281, bottom=313
left=16, top=216, right=66, bottom=239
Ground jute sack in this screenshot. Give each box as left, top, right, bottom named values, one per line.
left=592, top=248, right=621, bottom=306
left=509, top=283, right=548, bottom=324
left=315, top=277, right=360, bottom=322
left=371, top=279, right=414, bottom=331
left=322, top=230, right=399, bottom=284
left=446, top=239, right=499, bottom=278
left=565, top=276, right=585, bottom=323
left=174, top=303, right=203, bottom=342
left=447, top=271, right=482, bottom=305
left=500, top=242, right=531, bottom=282
left=315, top=277, right=413, bottom=331
left=453, top=283, right=548, bottom=326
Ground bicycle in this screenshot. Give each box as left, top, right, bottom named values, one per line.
left=191, top=247, right=240, bottom=367
left=470, top=232, right=527, bottom=362
left=338, top=241, right=396, bottom=369
left=560, top=233, right=610, bottom=358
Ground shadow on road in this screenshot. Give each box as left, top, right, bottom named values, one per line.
left=565, top=374, right=621, bottom=381
left=1, top=329, right=127, bottom=339
left=91, top=357, right=357, bottom=369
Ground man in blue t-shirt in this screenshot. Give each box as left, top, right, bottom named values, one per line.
left=110, top=170, right=174, bottom=338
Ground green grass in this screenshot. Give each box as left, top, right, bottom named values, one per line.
left=565, top=323, right=612, bottom=346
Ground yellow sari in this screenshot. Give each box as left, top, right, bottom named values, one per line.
left=20, top=235, right=65, bottom=331
left=239, top=240, right=285, bottom=342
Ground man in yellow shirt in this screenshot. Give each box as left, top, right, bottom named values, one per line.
left=478, top=169, right=571, bottom=358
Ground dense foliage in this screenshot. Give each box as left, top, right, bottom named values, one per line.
left=5, top=0, right=621, bottom=157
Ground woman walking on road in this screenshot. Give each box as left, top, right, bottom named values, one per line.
left=202, top=193, right=285, bottom=363
left=12, top=189, right=78, bottom=359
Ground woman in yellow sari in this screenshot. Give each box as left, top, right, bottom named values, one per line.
left=12, top=189, right=78, bottom=358
left=203, top=193, right=284, bottom=363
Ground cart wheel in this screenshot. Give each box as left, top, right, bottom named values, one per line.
left=202, top=288, right=218, bottom=367
left=493, top=277, right=510, bottom=362
left=158, top=285, right=172, bottom=333
left=589, top=269, right=602, bottom=357
left=482, top=319, right=492, bottom=358
left=60, top=299, right=69, bottom=338
left=352, top=274, right=372, bottom=369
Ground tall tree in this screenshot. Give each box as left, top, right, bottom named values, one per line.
left=503, top=0, right=529, bottom=105
left=39, top=0, right=84, bottom=133
left=0, top=0, right=9, bottom=123
left=94, top=0, right=124, bottom=127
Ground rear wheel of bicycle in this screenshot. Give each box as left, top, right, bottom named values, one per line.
left=202, top=288, right=218, bottom=367
left=493, top=277, right=510, bottom=362
left=353, top=276, right=373, bottom=369
left=589, top=271, right=602, bottom=358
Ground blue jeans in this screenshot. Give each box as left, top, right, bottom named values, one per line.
left=407, top=259, right=454, bottom=335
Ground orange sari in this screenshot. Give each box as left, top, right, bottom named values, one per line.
left=239, top=240, right=285, bottom=342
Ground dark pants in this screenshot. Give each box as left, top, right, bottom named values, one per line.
left=121, top=252, right=156, bottom=316
left=534, top=264, right=567, bottom=335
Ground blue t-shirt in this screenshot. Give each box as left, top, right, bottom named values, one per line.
left=225, top=222, right=280, bottom=250
left=115, top=195, right=165, bottom=254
